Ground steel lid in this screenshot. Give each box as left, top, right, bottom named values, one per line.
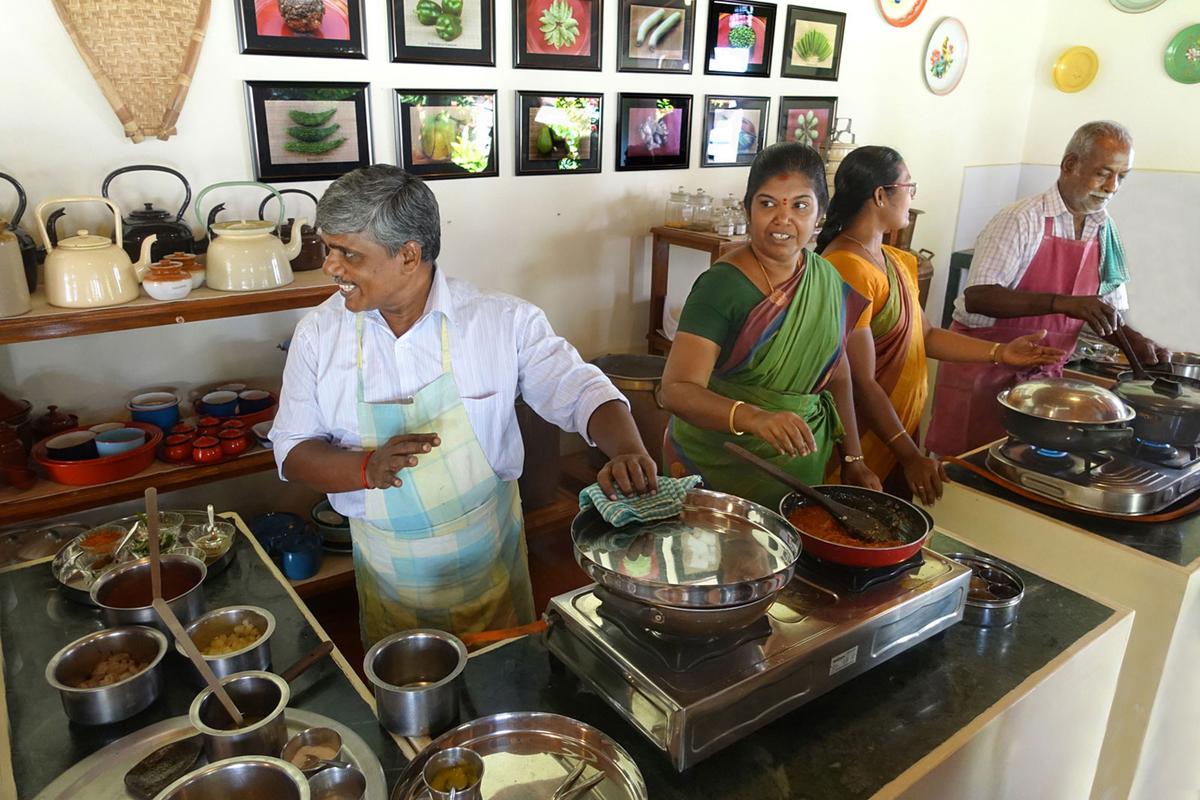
left=1115, top=374, right=1200, bottom=413
left=999, top=378, right=1134, bottom=424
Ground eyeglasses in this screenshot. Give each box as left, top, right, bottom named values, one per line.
left=883, top=183, right=918, bottom=198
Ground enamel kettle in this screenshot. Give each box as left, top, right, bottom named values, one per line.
left=197, top=181, right=304, bottom=292
left=101, top=164, right=196, bottom=263
left=35, top=197, right=156, bottom=308
left=0, top=219, right=31, bottom=318
left=0, top=172, right=41, bottom=292
left=257, top=188, right=326, bottom=272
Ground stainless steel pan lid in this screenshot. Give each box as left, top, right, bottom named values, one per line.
left=998, top=378, right=1134, bottom=424
left=571, top=488, right=802, bottom=609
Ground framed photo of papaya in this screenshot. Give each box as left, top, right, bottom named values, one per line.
left=236, top=0, right=367, bottom=58
left=244, top=81, right=373, bottom=183
left=775, top=95, right=837, bottom=152
left=702, top=95, right=768, bottom=168
left=513, top=0, right=602, bottom=70
left=615, top=93, right=692, bottom=172
left=781, top=6, right=845, bottom=80
left=388, top=0, right=495, bottom=65
left=395, top=90, right=499, bottom=180
left=515, top=91, right=603, bottom=176
left=617, top=0, right=695, bottom=74
left=703, top=0, right=775, bottom=77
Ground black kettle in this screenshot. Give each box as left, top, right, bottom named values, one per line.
left=257, top=189, right=327, bottom=272
left=101, top=165, right=197, bottom=263
left=0, top=172, right=42, bottom=292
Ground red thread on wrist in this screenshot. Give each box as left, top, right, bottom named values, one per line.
left=361, top=450, right=373, bottom=489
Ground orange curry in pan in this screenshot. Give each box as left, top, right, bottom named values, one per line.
left=786, top=505, right=906, bottom=549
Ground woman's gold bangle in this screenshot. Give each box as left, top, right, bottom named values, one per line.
left=887, top=429, right=908, bottom=445
left=989, top=342, right=1002, bottom=365
left=728, top=400, right=746, bottom=436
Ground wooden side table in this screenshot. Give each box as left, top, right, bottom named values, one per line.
left=647, top=226, right=746, bottom=355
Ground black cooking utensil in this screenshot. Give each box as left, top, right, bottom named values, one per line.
left=724, top=442, right=891, bottom=543
left=123, top=736, right=203, bottom=800
left=1114, top=325, right=1182, bottom=398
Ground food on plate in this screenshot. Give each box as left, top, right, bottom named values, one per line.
left=539, top=0, right=580, bottom=49
left=278, top=0, right=325, bottom=33
left=786, top=504, right=905, bottom=548
left=74, top=652, right=149, bottom=688
left=202, top=621, right=263, bottom=656
left=80, top=526, right=125, bottom=556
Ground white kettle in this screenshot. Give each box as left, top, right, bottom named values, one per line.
left=36, top=196, right=156, bottom=309
left=196, top=181, right=304, bottom=292
left=0, top=220, right=31, bottom=318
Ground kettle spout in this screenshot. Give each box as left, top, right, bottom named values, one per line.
left=284, top=217, right=307, bottom=262
left=133, top=233, right=158, bottom=280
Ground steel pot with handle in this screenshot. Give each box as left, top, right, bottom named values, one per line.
left=196, top=181, right=304, bottom=292
left=257, top=188, right=326, bottom=272
left=997, top=378, right=1136, bottom=453
left=101, top=164, right=196, bottom=262
left=778, top=486, right=930, bottom=568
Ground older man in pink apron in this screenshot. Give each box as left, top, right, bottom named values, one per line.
left=927, top=120, right=1170, bottom=457
left=272, top=166, right=657, bottom=647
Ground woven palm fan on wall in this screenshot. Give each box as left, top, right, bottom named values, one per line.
left=51, top=0, right=212, bottom=142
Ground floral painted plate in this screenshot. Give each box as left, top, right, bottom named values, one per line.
left=1053, top=46, right=1099, bottom=92
left=1108, top=0, right=1166, bottom=12
left=1164, top=24, right=1200, bottom=84
left=923, top=17, right=968, bottom=95
left=877, top=0, right=927, bottom=28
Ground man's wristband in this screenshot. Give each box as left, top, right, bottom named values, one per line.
left=361, top=450, right=374, bottom=489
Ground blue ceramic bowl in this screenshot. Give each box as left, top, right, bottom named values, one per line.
left=278, top=533, right=323, bottom=581
left=200, top=391, right=238, bottom=418
left=237, top=389, right=273, bottom=414
left=95, top=427, right=147, bottom=457
left=246, top=512, right=306, bottom=558
left=129, top=403, right=181, bottom=431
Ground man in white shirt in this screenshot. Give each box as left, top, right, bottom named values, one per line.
left=271, top=165, right=656, bottom=645
left=926, top=120, right=1170, bottom=456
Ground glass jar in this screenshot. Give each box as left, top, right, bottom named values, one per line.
left=715, top=204, right=735, bottom=236
left=732, top=201, right=748, bottom=236
left=664, top=186, right=689, bottom=228
left=690, top=189, right=713, bottom=231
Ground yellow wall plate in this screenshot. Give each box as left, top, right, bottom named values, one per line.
left=1053, top=46, right=1099, bottom=93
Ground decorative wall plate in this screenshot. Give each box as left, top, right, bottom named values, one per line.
left=1164, top=24, right=1200, bottom=84
left=923, top=17, right=968, bottom=95
left=1053, top=46, right=1099, bottom=92
left=877, top=0, right=927, bottom=28
left=1108, top=0, right=1167, bottom=12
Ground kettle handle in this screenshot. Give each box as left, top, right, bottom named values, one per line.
left=33, top=196, right=123, bottom=253
left=0, top=172, right=27, bottom=228
left=101, top=164, right=193, bottom=222
left=195, top=181, right=285, bottom=236
left=258, top=188, right=319, bottom=222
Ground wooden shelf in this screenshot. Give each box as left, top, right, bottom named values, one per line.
left=647, top=226, right=744, bottom=357
left=0, top=270, right=337, bottom=345
left=0, top=449, right=277, bottom=526
left=292, top=552, right=355, bottom=599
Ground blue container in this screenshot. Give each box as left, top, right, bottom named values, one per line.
left=200, top=391, right=238, bottom=418
left=278, top=533, right=323, bottom=581
left=128, top=403, right=181, bottom=431
left=246, top=512, right=306, bottom=558
left=95, top=427, right=146, bottom=457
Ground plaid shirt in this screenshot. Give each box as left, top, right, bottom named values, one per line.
left=953, top=184, right=1128, bottom=328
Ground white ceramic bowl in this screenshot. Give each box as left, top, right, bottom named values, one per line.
left=129, top=392, right=179, bottom=410
left=189, top=269, right=206, bottom=290
left=89, top=422, right=126, bottom=434
left=144, top=277, right=192, bottom=302
left=251, top=420, right=273, bottom=448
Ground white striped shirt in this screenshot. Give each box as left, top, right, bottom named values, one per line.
left=271, top=268, right=625, bottom=518
left=953, top=184, right=1128, bottom=328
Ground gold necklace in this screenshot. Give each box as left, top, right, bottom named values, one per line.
left=841, top=232, right=885, bottom=267
left=748, top=243, right=797, bottom=295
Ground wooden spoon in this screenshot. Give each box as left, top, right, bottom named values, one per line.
left=724, top=442, right=892, bottom=543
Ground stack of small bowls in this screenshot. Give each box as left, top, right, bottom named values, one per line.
left=162, top=418, right=251, bottom=464
left=128, top=392, right=181, bottom=430
left=200, top=388, right=274, bottom=418
left=143, top=261, right=193, bottom=301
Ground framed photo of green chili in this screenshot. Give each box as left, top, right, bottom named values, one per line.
left=513, top=0, right=602, bottom=70
left=615, top=93, right=692, bottom=172
left=515, top=91, right=603, bottom=176
left=387, top=0, right=495, bottom=65
left=703, top=0, right=776, bottom=77
left=780, top=6, right=845, bottom=80
left=244, top=81, right=373, bottom=183
left=617, top=0, right=695, bottom=73
left=702, top=95, right=768, bottom=168
left=236, top=0, right=367, bottom=59
left=395, top=90, right=499, bottom=180
left=775, top=95, right=837, bottom=152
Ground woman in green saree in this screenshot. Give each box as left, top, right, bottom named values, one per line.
left=662, top=143, right=881, bottom=509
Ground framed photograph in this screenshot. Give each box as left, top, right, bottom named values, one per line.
left=515, top=92, right=603, bottom=175
left=617, top=0, right=695, bottom=74
left=702, top=95, right=768, bottom=168
left=513, top=0, right=602, bottom=70
left=615, top=93, right=692, bottom=171
left=776, top=96, right=836, bottom=152
left=387, top=0, right=495, bottom=65
left=704, top=0, right=775, bottom=77
left=244, top=81, right=372, bottom=183
left=395, top=90, right=499, bottom=180
left=236, top=0, right=366, bottom=58
left=781, top=6, right=845, bottom=80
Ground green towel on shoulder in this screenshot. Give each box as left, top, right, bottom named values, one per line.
left=1098, top=219, right=1128, bottom=297
left=578, top=475, right=703, bottom=527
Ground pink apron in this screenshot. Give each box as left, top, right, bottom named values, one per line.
left=925, top=217, right=1100, bottom=456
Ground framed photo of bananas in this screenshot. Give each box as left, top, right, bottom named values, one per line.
left=781, top=6, right=845, bottom=80
left=513, top=0, right=603, bottom=70
left=615, top=93, right=692, bottom=171
left=702, top=95, right=769, bottom=167
left=516, top=91, right=603, bottom=175
left=617, top=0, right=695, bottom=73
left=395, top=90, right=499, bottom=180
left=388, top=0, right=495, bottom=65
left=236, top=0, right=367, bottom=58
left=244, top=81, right=373, bottom=182
left=704, top=0, right=776, bottom=77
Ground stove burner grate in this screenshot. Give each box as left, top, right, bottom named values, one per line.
left=595, top=599, right=773, bottom=673
left=794, top=550, right=925, bottom=593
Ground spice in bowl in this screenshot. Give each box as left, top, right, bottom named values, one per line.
left=186, top=521, right=234, bottom=564
left=79, top=525, right=127, bottom=557
left=201, top=621, right=263, bottom=656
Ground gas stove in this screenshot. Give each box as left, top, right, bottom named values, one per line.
left=544, top=549, right=969, bottom=770
left=986, top=437, right=1200, bottom=516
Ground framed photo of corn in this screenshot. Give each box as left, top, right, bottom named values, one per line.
left=513, top=0, right=603, bottom=70
left=388, top=0, right=496, bottom=66
left=395, top=90, right=500, bottom=180
left=781, top=6, right=845, bottom=80
left=236, top=0, right=367, bottom=58
left=617, top=0, right=695, bottom=73
left=704, top=0, right=776, bottom=77
left=244, top=81, right=373, bottom=182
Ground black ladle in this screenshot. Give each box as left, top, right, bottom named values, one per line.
left=1113, top=324, right=1182, bottom=398
left=724, top=442, right=891, bottom=543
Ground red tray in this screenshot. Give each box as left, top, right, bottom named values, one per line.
left=32, top=422, right=163, bottom=486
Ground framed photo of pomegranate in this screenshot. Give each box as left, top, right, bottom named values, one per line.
left=395, top=90, right=500, bottom=180
left=703, top=0, right=775, bottom=77
left=236, top=0, right=367, bottom=58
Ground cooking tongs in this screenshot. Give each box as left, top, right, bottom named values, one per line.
left=1114, top=318, right=1182, bottom=398
left=550, top=760, right=606, bottom=800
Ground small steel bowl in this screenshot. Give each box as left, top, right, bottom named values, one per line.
left=281, top=726, right=344, bottom=776
left=152, top=755, right=310, bottom=800
left=190, top=671, right=290, bottom=762
left=90, top=554, right=207, bottom=634
left=179, top=606, right=275, bottom=684
left=308, top=765, right=366, bottom=800
left=44, top=625, right=168, bottom=725
left=944, top=552, right=1025, bottom=628
left=364, top=629, right=467, bottom=737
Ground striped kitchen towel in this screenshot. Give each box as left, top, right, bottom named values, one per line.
left=578, top=475, right=703, bottom=527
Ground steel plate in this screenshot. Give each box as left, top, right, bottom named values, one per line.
left=34, top=708, right=387, bottom=799
left=390, top=712, right=647, bottom=800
